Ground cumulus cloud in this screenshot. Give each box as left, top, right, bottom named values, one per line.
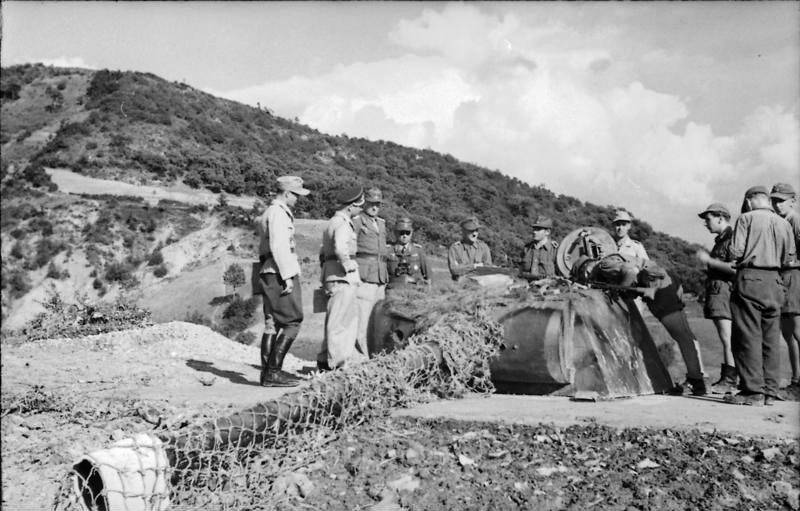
left=216, top=3, right=798, bottom=243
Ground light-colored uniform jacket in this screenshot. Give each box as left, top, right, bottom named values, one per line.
left=616, top=236, right=649, bottom=263
left=352, top=213, right=388, bottom=284
left=321, top=210, right=360, bottom=285
left=256, top=199, right=300, bottom=280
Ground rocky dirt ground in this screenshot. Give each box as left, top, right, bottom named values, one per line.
left=1, top=321, right=799, bottom=510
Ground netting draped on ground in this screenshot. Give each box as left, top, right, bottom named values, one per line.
left=53, top=303, right=503, bottom=511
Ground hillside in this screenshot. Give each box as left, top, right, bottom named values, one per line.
left=0, top=63, right=706, bottom=320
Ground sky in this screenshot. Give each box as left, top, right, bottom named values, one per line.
left=2, top=1, right=799, bottom=244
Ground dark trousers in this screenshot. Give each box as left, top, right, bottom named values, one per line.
left=260, top=274, right=303, bottom=339
left=730, top=268, right=784, bottom=395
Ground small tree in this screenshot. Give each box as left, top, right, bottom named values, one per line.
left=222, top=263, right=245, bottom=295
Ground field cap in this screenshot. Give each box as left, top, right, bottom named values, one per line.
left=395, top=216, right=413, bottom=231
left=770, top=182, right=796, bottom=200
left=532, top=215, right=553, bottom=229
left=460, top=216, right=480, bottom=231
left=744, top=185, right=768, bottom=198
left=365, top=187, right=383, bottom=203
left=698, top=203, right=730, bottom=219
left=277, top=176, right=310, bottom=196
left=612, top=210, right=633, bottom=223
left=336, top=186, right=364, bottom=206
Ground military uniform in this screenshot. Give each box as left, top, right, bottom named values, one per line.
left=704, top=226, right=734, bottom=320
left=387, top=242, right=429, bottom=287
left=780, top=209, right=800, bottom=316
left=255, top=175, right=309, bottom=387
left=519, top=240, right=559, bottom=280
left=730, top=194, right=796, bottom=399
left=615, top=236, right=649, bottom=262
left=352, top=210, right=388, bottom=360
left=318, top=189, right=363, bottom=369
left=614, top=230, right=706, bottom=387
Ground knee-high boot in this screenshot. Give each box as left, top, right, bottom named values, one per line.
left=259, top=333, right=277, bottom=386
left=262, top=333, right=300, bottom=387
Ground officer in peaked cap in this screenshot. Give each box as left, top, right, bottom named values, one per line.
left=254, top=175, right=311, bottom=387
left=447, top=216, right=492, bottom=281
left=352, top=187, right=389, bottom=361
left=769, top=182, right=800, bottom=389
left=726, top=184, right=796, bottom=405
left=519, top=215, right=559, bottom=281
left=317, top=185, right=365, bottom=371
left=696, top=202, right=738, bottom=394
left=386, top=216, right=430, bottom=289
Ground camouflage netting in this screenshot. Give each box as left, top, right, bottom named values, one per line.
left=53, top=304, right=503, bottom=511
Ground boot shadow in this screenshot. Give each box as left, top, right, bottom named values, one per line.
left=186, top=359, right=261, bottom=387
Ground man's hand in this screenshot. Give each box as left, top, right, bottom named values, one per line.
left=474, top=262, right=484, bottom=268
left=281, top=278, right=294, bottom=295
left=343, top=259, right=358, bottom=273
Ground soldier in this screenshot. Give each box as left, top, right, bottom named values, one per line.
left=352, top=187, right=389, bottom=360
left=386, top=216, right=430, bottom=288
left=254, top=175, right=310, bottom=387
left=726, top=185, right=796, bottom=406
left=519, top=215, right=559, bottom=281
left=611, top=210, right=648, bottom=261
left=696, top=203, right=737, bottom=393
left=448, top=216, right=492, bottom=281
left=317, top=186, right=365, bottom=371
left=610, top=209, right=708, bottom=396
left=770, top=183, right=800, bottom=389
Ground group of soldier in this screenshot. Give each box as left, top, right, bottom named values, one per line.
left=254, top=178, right=428, bottom=386
left=253, top=175, right=799, bottom=407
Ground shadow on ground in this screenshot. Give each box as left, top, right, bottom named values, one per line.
left=186, top=359, right=260, bottom=386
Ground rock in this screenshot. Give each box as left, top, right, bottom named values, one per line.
left=758, top=447, right=781, bottom=462
left=110, top=429, right=126, bottom=441
left=535, top=465, right=569, bottom=477
left=636, top=458, right=661, bottom=470
left=457, top=454, right=475, bottom=467
left=404, top=448, right=420, bottom=464
left=772, top=481, right=800, bottom=510
left=387, top=474, right=420, bottom=493
left=731, top=469, right=745, bottom=480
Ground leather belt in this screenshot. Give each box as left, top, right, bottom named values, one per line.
left=356, top=252, right=385, bottom=261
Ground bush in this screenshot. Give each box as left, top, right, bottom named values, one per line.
left=235, top=331, right=256, bottom=345
left=34, top=237, right=65, bottom=268
left=219, top=295, right=258, bottom=337
left=147, top=248, right=164, bottom=266
left=153, top=264, right=168, bottom=278
left=105, top=261, right=138, bottom=287
left=3, top=268, right=32, bottom=299
left=46, top=262, right=61, bottom=279
left=9, top=289, right=152, bottom=342
left=222, top=263, right=246, bottom=294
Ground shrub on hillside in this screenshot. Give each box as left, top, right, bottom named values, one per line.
left=3, top=268, right=32, bottom=299
left=235, top=331, right=256, bottom=346
left=153, top=264, right=168, bottom=278
left=222, top=263, right=246, bottom=294
left=9, top=289, right=153, bottom=342
left=147, top=248, right=164, bottom=266
left=46, top=262, right=61, bottom=279
left=34, top=237, right=66, bottom=269
left=219, top=295, right=258, bottom=338
left=105, top=261, right=138, bottom=287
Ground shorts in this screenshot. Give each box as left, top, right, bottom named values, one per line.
left=704, top=279, right=732, bottom=320
left=781, top=268, right=800, bottom=316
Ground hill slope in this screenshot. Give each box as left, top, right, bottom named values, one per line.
left=1, top=64, right=705, bottom=298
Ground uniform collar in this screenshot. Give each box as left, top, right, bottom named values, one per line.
left=533, top=238, right=552, bottom=250
left=615, top=235, right=630, bottom=246
left=272, top=198, right=294, bottom=219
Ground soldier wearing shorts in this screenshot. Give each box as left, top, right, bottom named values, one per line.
left=770, top=183, right=800, bottom=388
left=696, top=203, right=737, bottom=393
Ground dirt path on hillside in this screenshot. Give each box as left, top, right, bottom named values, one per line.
left=47, top=168, right=258, bottom=208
